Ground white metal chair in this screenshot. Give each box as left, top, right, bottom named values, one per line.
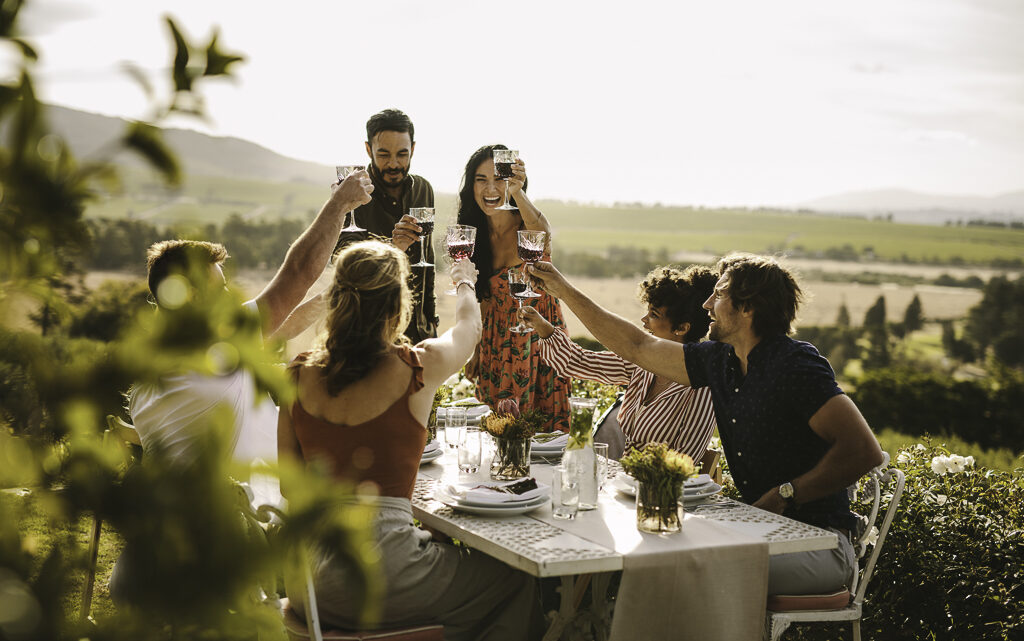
left=765, top=452, right=906, bottom=641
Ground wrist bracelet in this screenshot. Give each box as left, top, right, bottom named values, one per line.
left=455, top=279, right=476, bottom=292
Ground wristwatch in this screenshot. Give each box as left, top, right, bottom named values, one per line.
left=779, top=482, right=795, bottom=505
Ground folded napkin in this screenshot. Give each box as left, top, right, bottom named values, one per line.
left=423, top=440, right=441, bottom=454
left=445, top=479, right=549, bottom=505
left=685, top=473, right=712, bottom=488
left=531, top=432, right=569, bottom=449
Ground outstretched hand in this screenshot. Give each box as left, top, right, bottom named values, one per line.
left=519, top=305, right=555, bottom=339
left=451, top=257, right=478, bottom=289
left=527, top=261, right=570, bottom=299
left=331, top=169, right=373, bottom=211
left=507, top=158, right=527, bottom=197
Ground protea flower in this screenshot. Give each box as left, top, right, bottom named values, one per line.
left=496, top=398, right=520, bottom=418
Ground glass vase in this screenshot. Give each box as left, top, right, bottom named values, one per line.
left=636, top=479, right=684, bottom=534
left=567, top=397, right=599, bottom=510
left=490, top=437, right=531, bottom=480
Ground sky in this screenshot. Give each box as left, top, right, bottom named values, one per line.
left=8, top=0, right=1024, bottom=207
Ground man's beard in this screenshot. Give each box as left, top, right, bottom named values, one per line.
left=708, top=321, right=721, bottom=341
left=372, top=160, right=409, bottom=185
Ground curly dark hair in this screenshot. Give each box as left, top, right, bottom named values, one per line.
left=366, top=108, right=414, bottom=144
left=638, top=265, right=718, bottom=343
left=456, top=144, right=528, bottom=300
left=716, top=253, right=803, bottom=337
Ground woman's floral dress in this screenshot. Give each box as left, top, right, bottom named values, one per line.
left=475, top=264, right=571, bottom=432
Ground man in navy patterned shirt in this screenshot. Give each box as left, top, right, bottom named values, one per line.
left=528, top=253, right=884, bottom=596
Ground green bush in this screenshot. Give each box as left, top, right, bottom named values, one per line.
left=858, top=440, right=1023, bottom=640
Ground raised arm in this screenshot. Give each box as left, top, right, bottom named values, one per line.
left=267, top=291, right=326, bottom=342
left=753, top=395, right=885, bottom=514
left=417, top=259, right=483, bottom=390
left=528, top=261, right=691, bottom=386
left=507, top=159, right=551, bottom=240
left=520, top=306, right=634, bottom=385
left=252, top=171, right=373, bottom=336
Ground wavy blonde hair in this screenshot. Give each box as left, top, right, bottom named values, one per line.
left=312, top=240, right=412, bottom=395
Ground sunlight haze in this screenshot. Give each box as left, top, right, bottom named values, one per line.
left=15, top=0, right=1024, bottom=207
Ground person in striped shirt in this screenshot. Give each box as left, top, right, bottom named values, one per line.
left=519, top=265, right=718, bottom=461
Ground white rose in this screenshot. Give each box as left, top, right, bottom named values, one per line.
left=863, top=526, right=879, bottom=547
left=896, top=452, right=911, bottom=464
left=915, top=444, right=926, bottom=451
left=444, top=373, right=461, bottom=387
left=930, top=456, right=949, bottom=475
left=965, top=456, right=976, bottom=467
left=947, top=455, right=967, bottom=473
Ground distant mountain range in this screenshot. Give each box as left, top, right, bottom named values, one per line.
left=800, top=189, right=1024, bottom=224
left=42, top=104, right=1024, bottom=224
left=45, top=103, right=333, bottom=184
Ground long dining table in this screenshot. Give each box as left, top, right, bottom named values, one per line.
left=413, top=443, right=838, bottom=641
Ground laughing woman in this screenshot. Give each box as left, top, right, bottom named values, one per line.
left=457, top=144, right=570, bottom=432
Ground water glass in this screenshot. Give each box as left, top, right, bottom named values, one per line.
left=551, top=465, right=579, bottom=520
left=594, top=442, right=610, bottom=490
left=446, top=407, right=467, bottom=449
left=459, top=427, right=481, bottom=474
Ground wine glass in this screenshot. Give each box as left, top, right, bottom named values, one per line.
left=335, top=165, right=366, bottom=233
left=492, top=149, right=519, bottom=211
left=516, top=229, right=546, bottom=299
left=507, top=268, right=534, bottom=334
left=408, top=207, right=435, bottom=268
left=444, top=224, right=477, bottom=296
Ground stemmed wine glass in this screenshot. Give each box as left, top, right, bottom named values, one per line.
left=516, top=229, right=546, bottom=299
left=336, top=165, right=366, bottom=233
left=507, top=268, right=534, bottom=334
left=444, top=224, right=477, bottom=295
left=492, top=149, right=519, bottom=211
left=409, top=207, right=435, bottom=268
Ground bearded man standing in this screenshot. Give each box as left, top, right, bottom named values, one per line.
left=336, top=108, right=437, bottom=343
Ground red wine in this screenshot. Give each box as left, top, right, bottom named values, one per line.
left=418, top=221, right=434, bottom=237
left=495, top=162, right=514, bottom=179
left=447, top=241, right=474, bottom=260
left=518, top=246, right=544, bottom=263
left=509, top=282, right=529, bottom=298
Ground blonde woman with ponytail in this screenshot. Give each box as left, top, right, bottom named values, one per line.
left=278, top=240, right=543, bottom=641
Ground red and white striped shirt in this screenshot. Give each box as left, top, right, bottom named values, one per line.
left=538, top=330, right=717, bottom=461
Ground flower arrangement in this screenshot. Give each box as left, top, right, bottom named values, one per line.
left=483, top=399, right=549, bottom=480
left=620, top=442, right=696, bottom=533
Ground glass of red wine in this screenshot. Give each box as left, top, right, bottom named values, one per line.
left=516, top=229, right=546, bottom=299
left=492, top=149, right=519, bottom=211
left=336, top=165, right=367, bottom=233
left=409, top=207, right=435, bottom=268
left=507, top=268, right=534, bottom=334
left=445, top=224, right=477, bottom=295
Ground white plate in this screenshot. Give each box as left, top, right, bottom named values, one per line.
left=443, top=481, right=550, bottom=507
left=434, top=487, right=549, bottom=515
left=612, top=474, right=723, bottom=502
left=420, top=448, right=443, bottom=465
left=531, top=444, right=566, bottom=454
left=612, top=473, right=637, bottom=497
left=423, top=439, right=441, bottom=454
left=684, top=474, right=712, bottom=488
left=684, top=481, right=723, bottom=500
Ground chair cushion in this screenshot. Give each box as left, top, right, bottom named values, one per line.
left=282, top=601, right=444, bottom=641
left=767, top=590, right=853, bottom=612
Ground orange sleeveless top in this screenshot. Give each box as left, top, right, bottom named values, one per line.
left=287, top=346, right=427, bottom=499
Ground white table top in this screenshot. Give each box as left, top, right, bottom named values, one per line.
left=413, top=447, right=837, bottom=578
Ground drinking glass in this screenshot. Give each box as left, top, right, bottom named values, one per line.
left=551, top=465, right=579, bottom=520
left=446, top=407, right=467, bottom=449
left=507, top=268, right=534, bottom=334
left=516, top=229, right=546, bottom=299
left=335, top=165, right=367, bottom=233
left=492, top=149, right=519, bottom=211
left=594, top=442, right=610, bottom=491
left=459, top=427, right=482, bottom=474
left=444, top=225, right=477, bottom=296
left=408, top=207, right=435, bottom=268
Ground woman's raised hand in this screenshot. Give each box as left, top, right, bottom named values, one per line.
left=451, top=256, right=478, bottom=290
left=518, top=305, right=555, bottom=339
left=507, top=158, right=526, bottom=197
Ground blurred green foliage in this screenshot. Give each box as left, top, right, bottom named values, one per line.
left=0, top=4, right=376, bottom=639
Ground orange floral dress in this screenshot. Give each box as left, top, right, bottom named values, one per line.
left=475, top=263, right=571, bottom=432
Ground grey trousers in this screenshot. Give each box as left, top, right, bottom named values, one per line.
left=767, top=527, right=857, bottom=595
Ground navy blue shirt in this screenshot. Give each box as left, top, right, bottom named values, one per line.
left=684, top=335, right=856, bottom=531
